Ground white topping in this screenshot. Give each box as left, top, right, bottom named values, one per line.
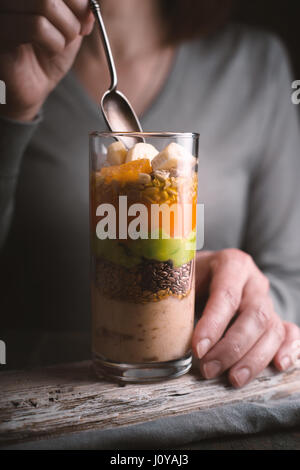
left=107, top=141, right=127, bottom=166
left=151, top=143, right=196, bottom=174
left=126, top=143, right=159, bottom=163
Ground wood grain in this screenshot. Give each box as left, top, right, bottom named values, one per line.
left=0, top=361, right=299, bottom=446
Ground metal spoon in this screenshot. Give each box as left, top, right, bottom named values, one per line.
left=89, top=0, right=144, bottom=148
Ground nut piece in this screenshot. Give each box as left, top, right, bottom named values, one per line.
left=138, top=173, right=152, bottom=185
left=153, top=170, right=170, bottom=182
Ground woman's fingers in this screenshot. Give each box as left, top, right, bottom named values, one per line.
left=199, top=294, right=273, bottom=379
left=1, top=0, right=90, bottom=17
left=192, top=249, right=251, bottom=359
left=228, top=318, right=285, bottom=388
left=58, top=0, right=94, bottom=35
left=36, top=0, right=82, bottom=43
left=0, top=0, right=93, bottom=43
left=273, top=322, right=300, bottom=371
left=0, top=14, right=66, bottom=54
left=64, top=0, right=93, bottom=20
left=193, top=248, right=298, bottom=388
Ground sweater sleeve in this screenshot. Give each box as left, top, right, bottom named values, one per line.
left=0, top=114, right=42, bottom=247
left=243, top=37, right=300, bottom=325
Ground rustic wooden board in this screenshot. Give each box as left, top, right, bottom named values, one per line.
left=0, top=361, right=299, bottom=446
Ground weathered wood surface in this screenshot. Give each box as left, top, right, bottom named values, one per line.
left=0, top=361, right=299, bottom=446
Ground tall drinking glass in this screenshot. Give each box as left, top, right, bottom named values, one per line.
left=90, top=132, right=199, bottom=382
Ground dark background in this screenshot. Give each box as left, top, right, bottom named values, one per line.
left=233, top=0, right=300, bottom=78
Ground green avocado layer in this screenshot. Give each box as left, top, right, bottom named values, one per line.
left=93, top=230, right=196, bottom=268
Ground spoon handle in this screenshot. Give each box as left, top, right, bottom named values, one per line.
left=89, top=0, right=118, bottom=92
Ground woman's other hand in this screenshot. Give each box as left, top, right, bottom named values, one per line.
left=0, top=0, right=95, bottom=121
left=192, top=249, right=300, bottom=387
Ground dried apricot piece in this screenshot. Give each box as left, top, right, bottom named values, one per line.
left=100, top=159, right=152, bottom=183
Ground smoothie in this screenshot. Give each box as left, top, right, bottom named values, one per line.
left=90, top=141, right=198, bottom=366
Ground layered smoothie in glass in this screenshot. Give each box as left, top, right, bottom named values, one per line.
left=90, top=133, right=198, bottom=382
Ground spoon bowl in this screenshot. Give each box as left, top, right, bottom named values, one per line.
left=101, top=90, right=144, bottom=148
left=89, top=0, right=144, bottom=148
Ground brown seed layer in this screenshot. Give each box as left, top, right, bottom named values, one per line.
left=95, top=258, right=193, bottom=304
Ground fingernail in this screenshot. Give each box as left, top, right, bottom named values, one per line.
left=279, top=356, right=291, bottom=370
left=196, top=338, right=211, bottom=359
left=203, top=360, right=222, bottom=379
left=232, top=367, right=251, bottom=387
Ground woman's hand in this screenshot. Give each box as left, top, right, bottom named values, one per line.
left=0, top=0, right=94, bottom=121
left=192, top=249, right=300, bottom=387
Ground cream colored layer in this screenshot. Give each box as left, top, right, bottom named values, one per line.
left=92, top=284, right=195, bottom=364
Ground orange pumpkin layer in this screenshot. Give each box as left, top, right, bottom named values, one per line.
left=99, top=158, right=152, bottom=184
